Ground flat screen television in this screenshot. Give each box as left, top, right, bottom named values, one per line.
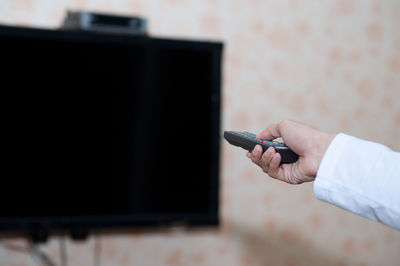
left=0, top=25, right=222, bottom=237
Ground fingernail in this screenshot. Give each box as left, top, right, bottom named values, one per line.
left=265, top=148, right=273, bottom=157
left=252, top=148, right=259, bottom=156
left=246, top=152, right=251, bottom=158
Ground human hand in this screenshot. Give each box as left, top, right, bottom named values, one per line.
left=247, top=120, right=336, bottom=184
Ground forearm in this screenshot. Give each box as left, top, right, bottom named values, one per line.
left=314, top=133, right=400, bottom=230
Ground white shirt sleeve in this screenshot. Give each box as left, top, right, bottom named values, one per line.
left=314, top=133, right=400, bottom=230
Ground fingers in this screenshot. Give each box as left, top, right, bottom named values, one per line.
left=247, top=145, right=263, bottom=166
left=267, top=153, right=282, bottom=178
left=247, top=146, right=284, bottom=180
left=260, top=147, right=275, bottom=171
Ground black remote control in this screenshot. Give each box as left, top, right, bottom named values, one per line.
left=223, top=131, right=299, bottom=164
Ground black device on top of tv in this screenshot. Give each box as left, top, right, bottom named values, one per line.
left=0, top=25, right=222, bottom=240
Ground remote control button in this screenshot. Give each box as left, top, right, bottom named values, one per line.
left=276, top=142, right=286, bottom=147
left=261, top=141, right=273, bottom=145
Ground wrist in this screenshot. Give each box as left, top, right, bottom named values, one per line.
left=315, top=131, right=337, bottom=173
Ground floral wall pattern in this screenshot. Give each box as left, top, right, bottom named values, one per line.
left=0, top=0, right=399, bottom=265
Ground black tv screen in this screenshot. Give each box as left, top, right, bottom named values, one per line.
left=0, top=26, right=222, bottom=234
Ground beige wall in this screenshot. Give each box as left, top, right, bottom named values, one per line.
left=1, top=0, right=400, bottom=265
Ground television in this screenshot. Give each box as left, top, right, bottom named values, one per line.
left=0, top=25, right=222, bottom=239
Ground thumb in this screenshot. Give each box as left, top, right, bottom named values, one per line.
left=256, top=123, right=282, bottom=140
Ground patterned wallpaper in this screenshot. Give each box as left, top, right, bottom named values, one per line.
left=0, top=0, right=399, bottom=265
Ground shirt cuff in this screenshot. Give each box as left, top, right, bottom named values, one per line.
left=313, top=133, right=351, bottom=202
